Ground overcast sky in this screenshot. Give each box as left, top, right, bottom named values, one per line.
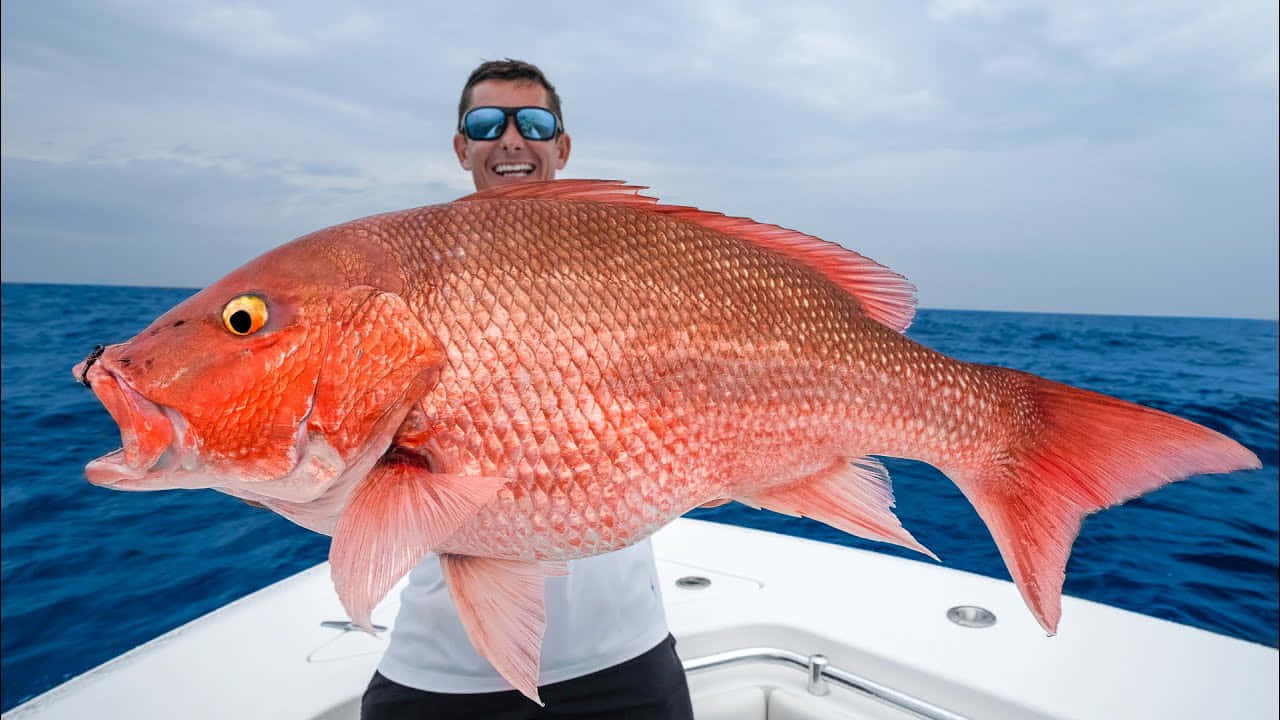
left=2, top=1, right=1276, bottom=319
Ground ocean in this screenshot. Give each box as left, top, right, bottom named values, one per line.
left=2, top=282, right=1277, bottom=711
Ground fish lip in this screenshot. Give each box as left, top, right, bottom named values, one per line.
left=82, top=363, right=186, bottom=489
left=86, top=448, right=150, bottom=487
left=86, top=412, right=197, bottom=490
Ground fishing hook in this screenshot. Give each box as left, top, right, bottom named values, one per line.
left=79, top=345, right=105, bottom=387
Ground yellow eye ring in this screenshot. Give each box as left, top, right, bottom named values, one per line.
left=222, top=295, right=269, bottom=336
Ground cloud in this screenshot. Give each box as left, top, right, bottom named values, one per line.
left=178, top=3, right=377, bottom=59
left=2, top=1, right=1276, bottom=318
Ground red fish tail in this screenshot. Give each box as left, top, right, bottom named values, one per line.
left=945, top=369, right=1260, bottom=634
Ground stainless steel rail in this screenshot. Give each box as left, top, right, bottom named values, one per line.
left=682, top=647, right=970, bottom=720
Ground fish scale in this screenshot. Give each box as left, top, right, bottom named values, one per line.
left=411, top=197, right=924, bottom=560
left=75, top=180, right=1260, bottom=703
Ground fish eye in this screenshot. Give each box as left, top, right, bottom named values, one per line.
left=221, top=295, right=269, bottom=336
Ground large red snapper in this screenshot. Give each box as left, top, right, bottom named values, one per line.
left=75, top=180, right=1260, bottom=702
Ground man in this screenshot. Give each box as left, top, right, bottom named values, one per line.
left=360, top=59, right=696, bottom=720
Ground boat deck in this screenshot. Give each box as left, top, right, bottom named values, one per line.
left=5, top=519, right=1277, bottom=719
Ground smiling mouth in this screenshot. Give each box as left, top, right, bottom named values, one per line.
left=493, top=163, right=535, bottom=177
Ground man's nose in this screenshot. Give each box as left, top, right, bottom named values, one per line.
left=498, top=117, right=524, bottom=150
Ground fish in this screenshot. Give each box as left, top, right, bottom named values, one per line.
left=74, top=179, right=1261, bottom=703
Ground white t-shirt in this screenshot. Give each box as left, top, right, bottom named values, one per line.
left=377, top=539, right=671, bottom=693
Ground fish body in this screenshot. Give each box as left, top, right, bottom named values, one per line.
left=75, top=180, right=1260, bottom=702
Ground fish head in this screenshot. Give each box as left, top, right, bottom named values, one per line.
left=74, top=230, right=445, bottom=512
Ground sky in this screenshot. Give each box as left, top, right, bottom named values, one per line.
left=2, top=1, right=1277, bottom=319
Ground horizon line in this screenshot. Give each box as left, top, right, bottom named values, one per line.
left=3, top=279, right=1276, bottom=323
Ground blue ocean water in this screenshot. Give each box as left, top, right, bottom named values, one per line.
left=1, top=281, right=1277, bottom=711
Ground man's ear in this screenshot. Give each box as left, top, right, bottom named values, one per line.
left=555, top=133, right=571, bottom=170
left=453, top=133, right=472, bottom=170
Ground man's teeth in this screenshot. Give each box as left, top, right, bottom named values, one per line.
left=494, top=163, right=534, bottom=176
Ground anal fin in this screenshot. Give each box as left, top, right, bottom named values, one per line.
left=743, top=456, right=937, bottom=560
left=441, top=554, right=569, bottom=705
left=329, top=452, right=507, bottom=631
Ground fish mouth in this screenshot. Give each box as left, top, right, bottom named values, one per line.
left=75, top=358, right=337, bottom=498
left=78, top=361, right=191, bottom=490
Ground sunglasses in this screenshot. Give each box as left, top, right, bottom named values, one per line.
left=460, top=106, right=562, bottom=142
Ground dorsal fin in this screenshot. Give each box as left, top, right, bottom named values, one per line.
left=459, top=179, right=916, bottom=332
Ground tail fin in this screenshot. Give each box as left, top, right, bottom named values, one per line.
left=946, top=370, right=1260, bottom=634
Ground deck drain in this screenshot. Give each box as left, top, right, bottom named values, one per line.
left=947, top=605, right=996, bottom=628
left=675, top=575, right=712, bottom=590
left=321, top=620, right=388, bottom=633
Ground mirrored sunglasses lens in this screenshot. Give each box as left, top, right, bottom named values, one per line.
left=464, top=108, right=507, bottom=140
left=515, top=108, right=557, bottom=140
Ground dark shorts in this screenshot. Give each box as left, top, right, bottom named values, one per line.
left=361, top=634, right=694, bottom=720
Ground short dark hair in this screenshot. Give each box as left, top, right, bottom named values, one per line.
left=457, top=59, right=564, bottom=131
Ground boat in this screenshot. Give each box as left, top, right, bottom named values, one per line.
left=4, top=518, right=1276, bottom=719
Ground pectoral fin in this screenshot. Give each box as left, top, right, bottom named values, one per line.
left=440, top=554, right=569, bottom=705
left=329, top=452, right=508, bottom=631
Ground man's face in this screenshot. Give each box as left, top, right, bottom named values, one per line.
left=454, top=79, right=571, bottom=190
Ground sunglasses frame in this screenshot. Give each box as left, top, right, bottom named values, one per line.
left=459, top=106, right=564, bottom=142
